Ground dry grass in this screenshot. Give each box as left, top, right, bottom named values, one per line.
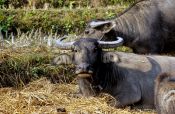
left=0, top=31, right=77, bottom=87
left=0, top=78, right=156, bottom=114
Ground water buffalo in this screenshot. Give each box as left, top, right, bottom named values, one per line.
left=83, top=0, right=175, bottom=54
left=155, top=72, right=175, bottom=114
left=53, top=37, right=175, bottom=109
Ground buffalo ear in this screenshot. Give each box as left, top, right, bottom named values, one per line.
left=52, top=54, right=73, bottom=65
left=102, top=52, right=119, bottom=63
left=89, top=21, right=116, bottom=33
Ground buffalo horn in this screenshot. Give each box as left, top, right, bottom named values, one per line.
left=89, top=21, right=111, bottom=28
left=55, top=36, right=75, bottom=50
left=98, top=37, right=124, bottom=48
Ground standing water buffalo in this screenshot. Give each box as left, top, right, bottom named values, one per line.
left=53, top=36, right=175, bottom=109
left=83, top=0, right=175, bottom=54
left=155, top=72, right=175, bottom=114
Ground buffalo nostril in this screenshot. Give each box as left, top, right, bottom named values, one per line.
left=85, top=30, right=90, bottom=34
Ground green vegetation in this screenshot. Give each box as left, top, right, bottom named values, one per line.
left=0, top=7, right=126, bottom=35
left=0, top=11, right=14, bottom=34
left=0, top=0, right=136, bottom=8
left=0, top=0, right=137, bottom=35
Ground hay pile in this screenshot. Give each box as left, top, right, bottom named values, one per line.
left=0, top=78, right=156, bottom=114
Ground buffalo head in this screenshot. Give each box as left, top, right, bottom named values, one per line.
left=53, top=36, right=123, bottom=77
left=83, top=20, right=118, bottom=41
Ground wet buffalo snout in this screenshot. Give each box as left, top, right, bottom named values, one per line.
left=76, top=63, right=93, bottom=74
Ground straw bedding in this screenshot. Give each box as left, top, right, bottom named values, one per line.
left=0, top=78, right=156, bottom=114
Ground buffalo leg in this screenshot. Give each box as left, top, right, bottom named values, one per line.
left=114, top=84, right=141, bottom=108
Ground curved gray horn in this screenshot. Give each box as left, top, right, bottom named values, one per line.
left=98, top=37, right=124, bottom=49
left=89, top=21, right=111, bottom=28
left=55, top=36, right=75, bottom=50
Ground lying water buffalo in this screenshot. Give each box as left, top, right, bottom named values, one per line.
left=155, top=72, right=175, bottom=114
left=83, top=0, right=175, bottom=54
left=53, top=37, right=175, bottom=109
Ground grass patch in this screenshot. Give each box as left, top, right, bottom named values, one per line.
left=0, top=46, right=75, bottom=87
left=0, top=6, right=127, bottom=35
left=0, top=0, right=136, bottom=9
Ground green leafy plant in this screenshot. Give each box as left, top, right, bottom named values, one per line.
left=0, top=5, right=127, bottom=34
left=0, top=0, right=7, bottom=8
left=0, top=11, right=15, bottom=37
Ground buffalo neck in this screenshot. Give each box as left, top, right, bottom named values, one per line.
left=92, top=59, right=126, bottom=91
left=112, top=0, right=157, bottom=46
